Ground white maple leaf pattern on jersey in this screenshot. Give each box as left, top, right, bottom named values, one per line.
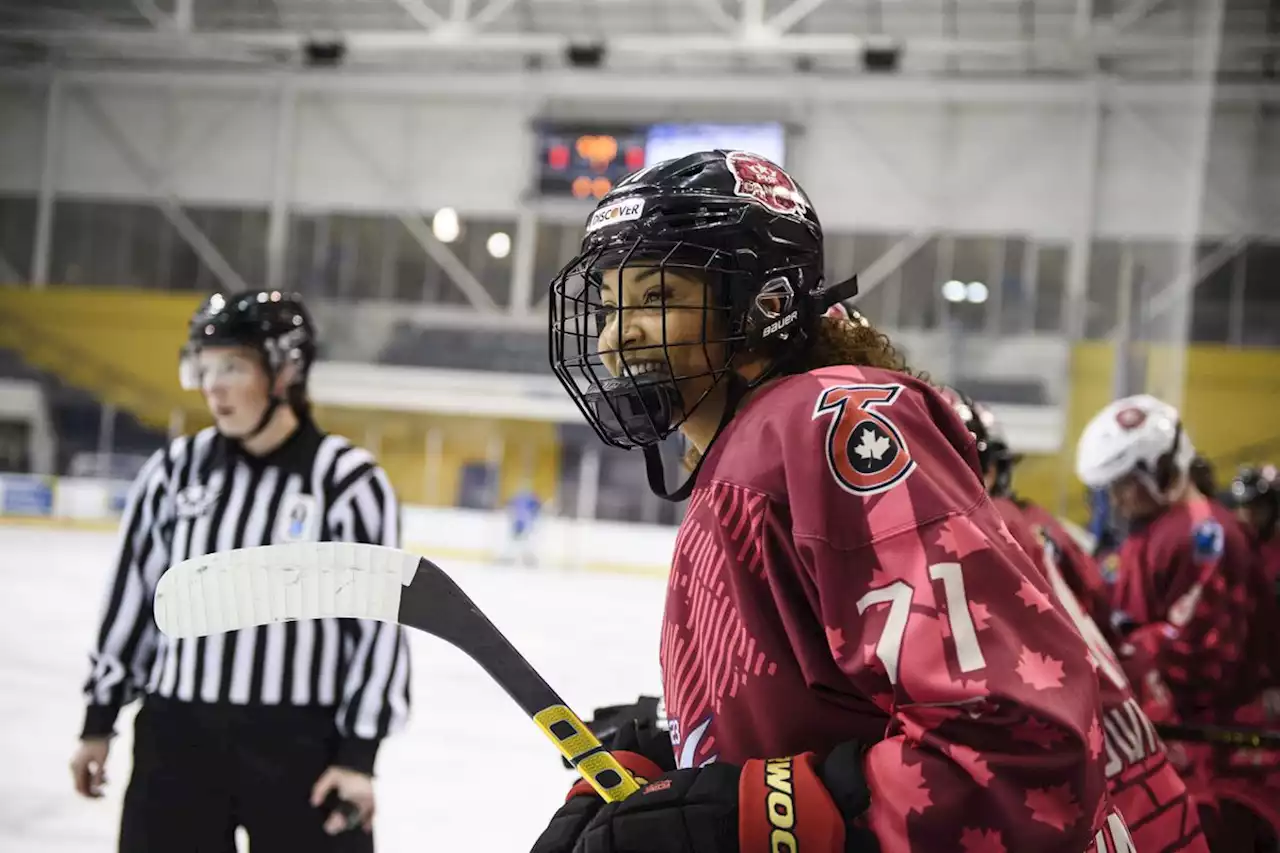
left=855, top=428, right=891, bottom=461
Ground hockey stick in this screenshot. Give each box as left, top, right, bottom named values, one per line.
left=152, top=542, right=643, bottom=803
left=1155, top=722, right=1280, bottom=750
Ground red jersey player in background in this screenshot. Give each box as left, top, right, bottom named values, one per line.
left=944, top=388, right=1207, bottom=851
left=1076, top=394, right=1280, bottom=850
left=533, top=150, right=1130, bottom=853
left=1230, top=464, right=1280, bottom=589
left=945, top=387, right=1115, bottom=639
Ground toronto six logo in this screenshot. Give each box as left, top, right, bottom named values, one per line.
left=725, top=151, right=809, bottom=217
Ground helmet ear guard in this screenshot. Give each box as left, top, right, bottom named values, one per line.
left=740, top=275, right=803, bottom=354
left=739, top=272, right=859, bottom=357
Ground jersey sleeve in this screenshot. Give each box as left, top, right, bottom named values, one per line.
left=993, top=498, right=1051, bottom=578
left=325, top=449, right=411, bottom=773
left=790, top=518, right=1109, bottom=851
left=778, top=379, right=1111, bottom=851
left=82, top=446, right=172, bottom=738
left=1035, top=512, right=1115, bottom=639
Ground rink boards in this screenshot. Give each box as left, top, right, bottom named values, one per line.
left=0, top=473, right=676, bottom=577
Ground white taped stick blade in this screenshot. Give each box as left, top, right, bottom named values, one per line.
left=153, top=542, right=419, bottom=639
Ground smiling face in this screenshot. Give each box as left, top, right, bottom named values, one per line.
left=595, top=265, right=729, bottom=418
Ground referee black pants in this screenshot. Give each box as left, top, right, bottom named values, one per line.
left=119, top=696, right=375, bottom=853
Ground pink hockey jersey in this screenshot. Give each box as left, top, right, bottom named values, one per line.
left=660, top=366, right=1128, bottom=852
left=993, top=495, right=1207, bottom=852
left=1110, top=495, right=1275, bottom=719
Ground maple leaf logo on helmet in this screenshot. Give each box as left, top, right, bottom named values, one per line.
left=725, top=151, right=809, bottom=217
left=1114, top=406, right=1147, bottom=430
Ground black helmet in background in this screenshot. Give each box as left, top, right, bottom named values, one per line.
left=181, top=290, right=317, bottom=439
left=1231, top=464, right=1279, bottom=541
left=939, top=386, right=1020, bottom=497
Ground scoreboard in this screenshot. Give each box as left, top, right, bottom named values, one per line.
left=534, top=124, right=649, bottom=201
left=532, top=121, right=787, bottom=201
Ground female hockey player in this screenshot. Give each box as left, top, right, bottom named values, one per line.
left=70, top=291, right=410, bottom=852
left=534, top=150, right=1129, bottom=853
left=946, top=389, right=1207, bottom=851
left=1076, top=395, right=1280, bottom=850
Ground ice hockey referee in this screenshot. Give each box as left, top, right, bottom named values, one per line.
left=69, top=290, right=411, bottom=853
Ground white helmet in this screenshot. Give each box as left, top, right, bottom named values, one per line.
left=1075, top=394, right=1196, bottom=495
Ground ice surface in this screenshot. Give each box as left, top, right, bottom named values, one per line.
left=0, top=525, right=667, bottom=853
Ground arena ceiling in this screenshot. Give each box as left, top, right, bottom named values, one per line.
left=0, top=0, right=1275, bottom=79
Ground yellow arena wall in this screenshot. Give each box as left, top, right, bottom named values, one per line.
left=5, top=286, right=1273, bottom=522
left=317, top=407, right=560, bottom=507
left=1055, top=341, right=1119, bottom=522
left=0, top=286, right=559, bottom=508
left=0, top=285, right=207, bottom=429
left=1023, top=342, right=1280, bottom=527
left=1005, top=342, right=1118, bottom=524
left=1167, top=346, right=1280, bottom=474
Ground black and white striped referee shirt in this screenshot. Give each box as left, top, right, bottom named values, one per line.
left=82, top=420, right=410, bottom=774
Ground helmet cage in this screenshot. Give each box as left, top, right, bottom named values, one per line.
left=549, top=235, right=764, bottom=450
left=548, top=150, right=845, bottom=458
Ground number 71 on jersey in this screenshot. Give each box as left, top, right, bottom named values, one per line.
left=856, top=562, right=987, bottom=685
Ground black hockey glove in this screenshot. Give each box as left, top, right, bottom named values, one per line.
left=535, top=740, right=877, bottom=853
left=532, top=699, right=677, bottom=853
left=574, top=740, right=877, bottom=853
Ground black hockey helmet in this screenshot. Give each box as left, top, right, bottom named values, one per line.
left=180, top=290, right=317, bottom=435
left=941, top=386, right=1019, bottom=497
left=1231, top=464, right=1279, bottom=540
left=1231, top=464, right=1278, bottom=506
left=548, top=150, right=856, bottom=498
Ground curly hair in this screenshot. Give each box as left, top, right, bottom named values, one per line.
left=681, top=311, right=922, bottom=471
left=792, top=312, right=919, bottom=377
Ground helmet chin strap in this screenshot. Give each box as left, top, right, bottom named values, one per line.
left=644, top=375, right=747, bottom=503
left=229, top=363, right=290, bottom=445
left=235, top=395, right=283, bottom=444
left=640, top=277, right=853, bottom=503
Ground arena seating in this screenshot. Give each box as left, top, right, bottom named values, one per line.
left=0, top=346, right=165, bottom=476
left=0, top=286, right=206, bottom=432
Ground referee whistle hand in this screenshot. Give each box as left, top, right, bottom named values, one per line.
left=311, top=766, right=376, bottom=834
left=70, top=738, right=110, bottom=799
